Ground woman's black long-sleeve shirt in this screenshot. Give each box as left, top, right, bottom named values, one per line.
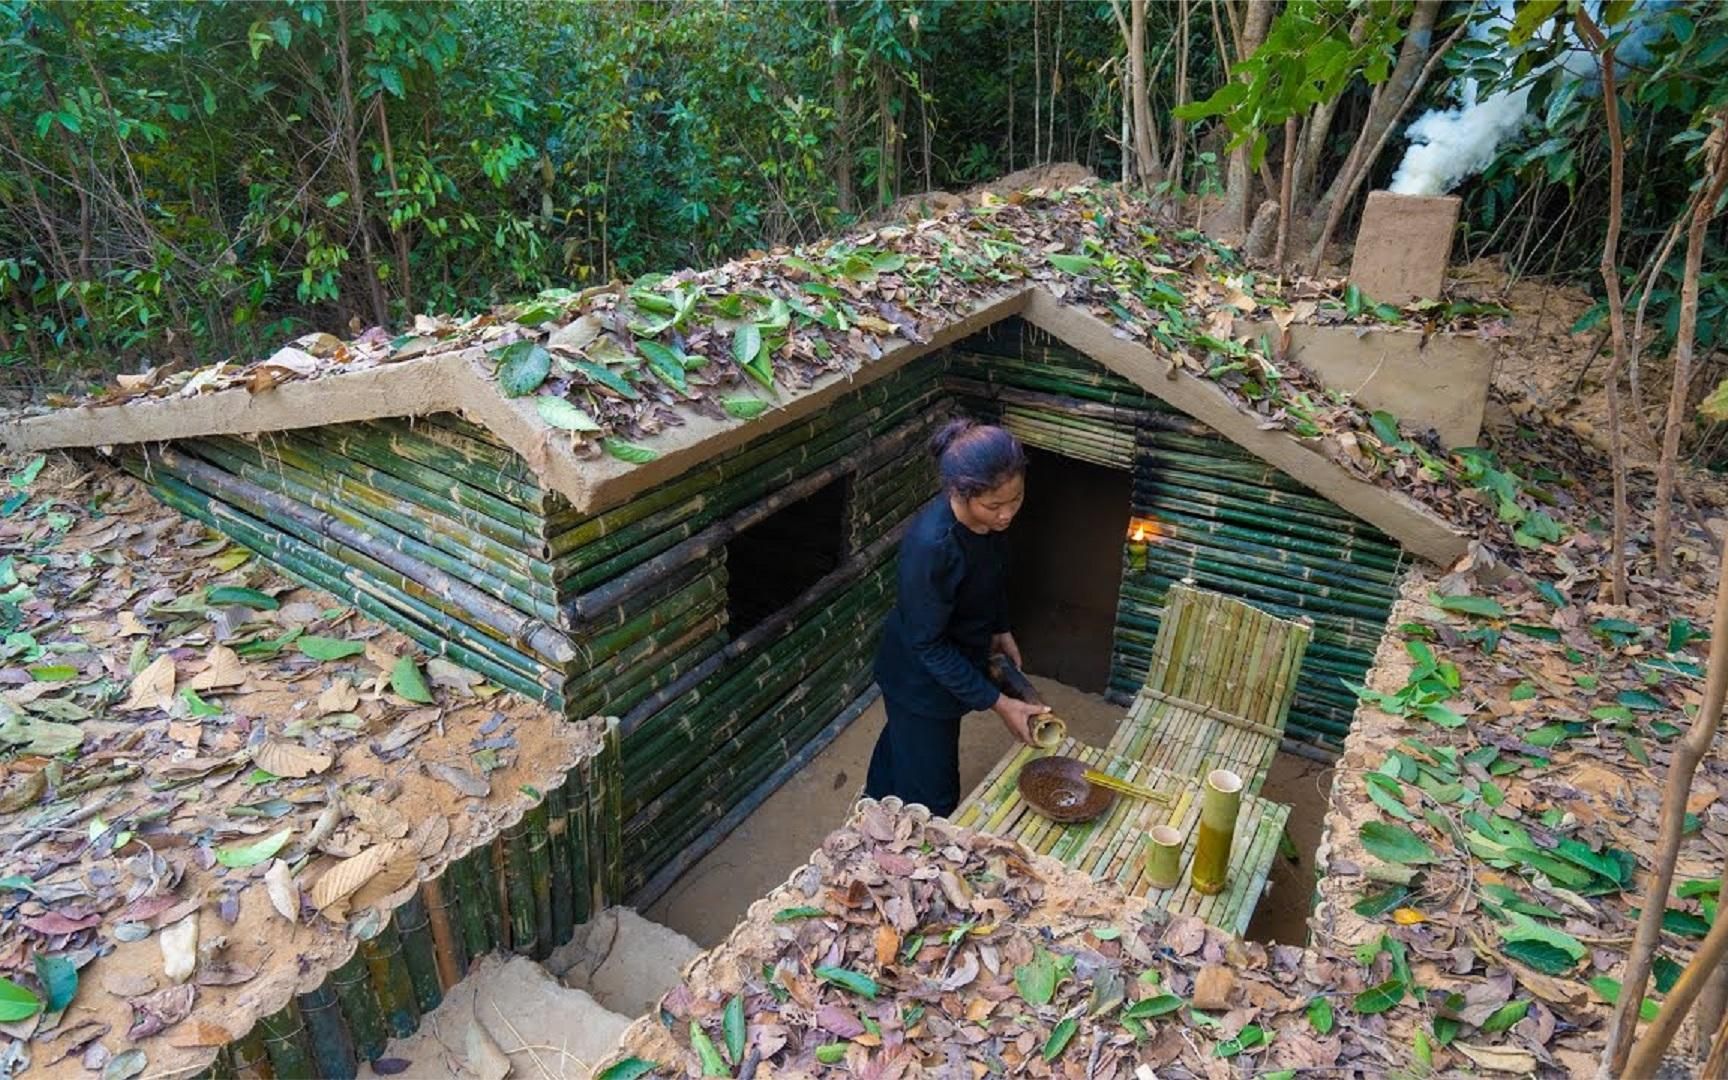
left=874, top=496, right=1010, bottom=716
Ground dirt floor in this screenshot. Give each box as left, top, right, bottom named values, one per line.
left=645, top=676, right=1331, bottom=948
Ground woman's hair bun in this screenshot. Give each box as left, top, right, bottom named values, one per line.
left=929, top=417, right=978, bottom=460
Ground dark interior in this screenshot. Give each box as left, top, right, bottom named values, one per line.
left=1006, top=447, right=1132, bottom=693
left=725, top=478, right=848, bottom=635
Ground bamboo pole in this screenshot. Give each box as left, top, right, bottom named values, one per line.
left=1190, top=769, right=1243, bottom=896
left=393, top=893, right=445, bottom=1013
left=298, top=979, right=358, bottom=1080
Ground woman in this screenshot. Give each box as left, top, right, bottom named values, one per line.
left=864, top=419, right=1049, bottom=817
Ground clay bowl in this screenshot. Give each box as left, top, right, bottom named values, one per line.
left=1017, top=755, right=1114, bottom=824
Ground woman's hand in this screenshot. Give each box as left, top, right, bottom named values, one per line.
left=991, top=694, right=1049, bottom=746
left=991, top=632, right=1024, bottom=670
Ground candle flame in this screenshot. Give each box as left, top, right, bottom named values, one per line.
left=1128, top=517, right=1158, bottom=543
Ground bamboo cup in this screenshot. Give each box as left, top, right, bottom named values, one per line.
left=1031, top=715, right=1067, bottom=749
left=1190, top=768, right=1243, bottom=895
left=1146, top=825, right=1184, bottom=890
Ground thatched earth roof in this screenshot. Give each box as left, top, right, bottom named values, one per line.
left=1, top=184, right=1512, bottom=558
left=0, top=456, right=604, bottom=1078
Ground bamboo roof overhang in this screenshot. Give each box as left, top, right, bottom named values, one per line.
left=0, top=186, right=1483, bottom=567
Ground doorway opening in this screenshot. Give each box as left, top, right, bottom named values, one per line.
left=1007, top=446, right=1131, bottom=694
left=724, top=478, right=848, bottom=636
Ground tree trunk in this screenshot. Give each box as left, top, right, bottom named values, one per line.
left=1219, top=0, right=1273, bottom=234
left=875, top=64, right=894, bottom=208
left=1033, top=0, right=1042, bottom=165
left=1294, top=14, right=1368, bottom=207
left=335, top=3, right=391, bottom=328
left=375, top=94, right=414, bottom=316
left=1579, top=13, right=1630, bottom=606
left=1653, top=117, right=1728, bottom=575
left=1166, top=0, right=1191, bottom=184
left=1110, top=0, right=1163, bottom=187
left=827, top=0, right=854, bottom=214
left=1308, top=0, right=1441, bottom=242
left=1274, top=117, right=1297, bottom=270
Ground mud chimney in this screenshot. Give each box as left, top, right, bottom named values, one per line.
left=1348, top=191, right=1460, bottom=305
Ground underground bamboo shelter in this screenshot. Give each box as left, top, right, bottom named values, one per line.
left=0, top=186, right=1495, bottom=1074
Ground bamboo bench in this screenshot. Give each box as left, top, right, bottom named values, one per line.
left=1106, top=582, right=1312, bottom=796
left=952, top=738, right=1289, bottom=936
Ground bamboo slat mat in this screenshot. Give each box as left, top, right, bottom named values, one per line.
left=1106, top=694, right=1282, bottom=798
left=953, top=738, right=1290, bottom=936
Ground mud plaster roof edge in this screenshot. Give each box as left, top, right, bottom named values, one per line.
left=0, top=286, right=1469, bottom=566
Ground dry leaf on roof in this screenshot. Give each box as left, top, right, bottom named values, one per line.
left=311, top=841, right=397, bottom=916
left=167, top=1021, right=234, bottom=1049
left=410, top=813, right=450, bottom=859
left=253, top=739, right=332, bottom=779
left=126, top=984, right=196, bottom=1040
left=345, top=792, right=409, bottom=840
left=317, top=677, right=360, bottom=717
left=1456, top=1043, right=1539, bottom=1074
left=186, top=645, right=246, bottom=692
left=121, top=655, right=176, bottom=712
left=424, top=761, right=489, bottom=798
left=264, top=859, right=299, bottom=923
left=350, top=845, right=418, bottom=911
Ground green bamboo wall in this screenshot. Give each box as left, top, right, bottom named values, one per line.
left=948, top=317, right=1404, bottom=752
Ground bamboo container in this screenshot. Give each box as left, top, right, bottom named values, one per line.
left=1032, top=715, right=1067, bottom=749
left=417, top=877, right=466, bottom=993
left=360, top=919, right=421, bottom=1038
left=255, top=999, right=315, bottom=1079
left=1190, top=769, right=1244, bottom=896
left=330, top=950, right=386, bottom=1062
left=1146, top=825, right=1184, bottom=890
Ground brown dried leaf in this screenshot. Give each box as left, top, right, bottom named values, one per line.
left=127, top=984, right=196, bottom=1040
left=350, top=844, right=419, bottom=911
left=874, top=924, right=900, bottom=968
left=317, top=678, right=360, bottom=717
left=254, top=739, right=332, bottom=779
left=167, top=1021, right=235, bottom=1049
left=345, top=792, right=410, bottom=840
left=121, top=655, right=176, bottom=712
left=311, top=842, right=397, bottom=914
left=264, top=859, right=299, bottom=923
left=424, top=761, right=489, bottom=798
left=187, top=645, right=246, bottom=692
left=410, top=813, right=450, bottom=859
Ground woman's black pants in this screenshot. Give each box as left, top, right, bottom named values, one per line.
left=863, top=694, right=963, bottom=817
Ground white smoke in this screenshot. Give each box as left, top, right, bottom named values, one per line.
left=1387, top=2, right=1662, bottom=196
left=1388, top=82, right=1533, bottom=195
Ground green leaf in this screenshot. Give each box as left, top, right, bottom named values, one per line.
left=637, top=340, right=690, bottom=394
left=733, top=323, right=763, bottom=366
left=723, top=994, right=745, bottom=1065
left=773, top=906, right=825, bottom=923
left=1354, top=979, right=1406, bottom=1014
left=1214, top=1023, right=1268, bottom=1056
left=601, top=438, right=660, bottom=464
left=180, top=688, right=223, bottom=717
left=216, top=826, right=294, bottom=869
left=27, top=665, right=77, bottom=682
left=1366, top=773, right=1414, bottom=822
left=1043, top=1017, right=1077, bottom=1061
left=1418, top=703, right=1468, bottom=728
left=1430, top=592, right=1506, bottom=618
left=1014, top=947, right=1058, bottom=1006
left=1479, top=999, right=1529, bottom=1033
left=1307, top=996, right=1334, bottom=1035
left=1352, top=885, right=1411, bottom=918
left=207, top=586, right=278, bottom=611
left=722, top=397, right=770, bottom=420
left=0, top=979, right=42, bottom=1023
left=10, top=456, right=46, bottom=490
left=1369, top=411, right=1404, bottom=447
left=390, top=656, right=434, bottom=704
left=690, top=1021, right=728, bottom=1077
left=34, top=953, right=76, bottom=1013
left=1500, top=938, right=1577, bottom=975
left=1500, top=911, right=1586, bottom=960
left=1662, top=908, right=1711, bottom=938
left=568, top=359, right=639, bottom=400
left=1590, top=976, right=1659, bottom=1021
left=296, top=636, right=365, bottom=662
left=1667, top=618, right=1699, bottom=652
left=1122, top=994, right=1183, bottom=1020
left=1360, top=821, right=1435, bottom=864
left=1533, top=580, right=1568, bottom=607
left=594, top=1060, right=657, bottom=1080
left=814, top=965, right=878, bottom=999
left=815, top=1044, right=847, bottom=1065
left=1676, top=878, right=1721, bottom=900
left=536, top=396, right=602, bottom=433
left=1048, top=253, right=1099, bottom=275
left=495, top=341, right=552, bottom=397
